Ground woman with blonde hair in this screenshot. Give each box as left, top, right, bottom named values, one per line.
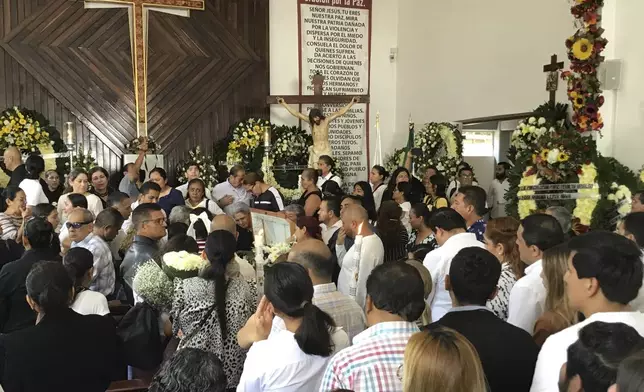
left=483, top=217, right=523, bottom=320
left=403, top=326, right=487, bottom=392
left=533, top=243, right=577, bottom=346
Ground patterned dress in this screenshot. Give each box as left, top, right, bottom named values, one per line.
left=407, top=230, right=438, bottom=254
left=171, top=275, right=255, bottom=389
left=468, top=219, right=487, bottom=242
left=487, top=262, right=517, bottom=320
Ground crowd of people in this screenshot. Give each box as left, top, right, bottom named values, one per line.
left=1, top=143, right=644, bottom=392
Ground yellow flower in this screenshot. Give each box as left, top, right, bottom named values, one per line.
left=572, top=38, right=593, bottom=61
left=640, top=170, right=644, bottom=183
left=540, top=149, right=549, bottom=161
left=42, top=132, right=49, bottom=138
left=28, top=127, right=35, bottom=134
left=19, top=118, right=26, bottom=125
left=557, top=152, right=570, bottom=162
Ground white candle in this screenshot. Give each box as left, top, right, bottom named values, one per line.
left=65, top=122, right=73, bottom=145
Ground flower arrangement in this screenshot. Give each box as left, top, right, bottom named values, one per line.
left=0, top=106, right=53, bottom=152
left=271, top=125, right=312, bottom=165
left=0, top=107, right=67, bottom=187
left=262, top=158, right=303, bottom=201
left=176, top=146, right=218, bottom=189
left=162, top=251, right=208, bottom=279
left=264, top=242, right=292, bottom=263
left=517, top=166, right=541, bottom=219
left=607, top=182, right=632, bottom=218
left=226, top=118, right=270, bottom=167
left=133, top=260, right=174, bottom=311
left=413, top=122, right=463, bottom=180
left=384, top=148, right=407, bottom=174
left=125, top=136, right=160, bottom=154
left=562, top=0, right=607, bottom=133
left=72, top=144, right=97, bottom=173
left=573, top=163, right=600, bottom=226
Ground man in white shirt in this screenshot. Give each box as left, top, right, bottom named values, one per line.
left=423, top=207, right=484, bottom=321
left=488, top=162, right=510, bottom=218
left=176, top=162, right=211, bottom=198
left=558, top=321, right=644, bottom=392
left=507, top=214, right=564, bottom=333
left=531, top=231, right=644, bottom=392
left=211, top=165, right=251, bottom=216
left=319, top=198, right=342, bottom=245
left=335, top=205, right=384, bottom=309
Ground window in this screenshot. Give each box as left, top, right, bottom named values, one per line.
left=462, top=131, right=495, bottom=157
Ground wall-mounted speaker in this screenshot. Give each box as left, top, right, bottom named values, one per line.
left=599, top=59, right=623, bottom=91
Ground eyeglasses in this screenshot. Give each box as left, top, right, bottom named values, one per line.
left=143, top=217, right=166, bottom=225
left=66, top=221, right=93, bottom=230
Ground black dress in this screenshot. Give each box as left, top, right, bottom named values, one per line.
left=40, top=180, right=64, bottom=205
left=297, top=190, right=322, bottom=216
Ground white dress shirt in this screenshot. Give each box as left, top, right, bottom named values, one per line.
left=71, top=290, right=110, bottom=316
left=530, top=311, right=644, bottom=392
left=371, top=183, right=385, bottom=211
left=185, top=197, right=225, bottom=216
left=423, top=232, right=485, bottom=321
left=507, top=260, right=546, bottom=333
left=488, top=178, right=510, bottom=218
left=211, top=180, right=251, bottom=216
left=317, top=172, right=342, bottom=189
left=336, top=234, right=385, bottom=309
left=321, top=220, right=342, bottom=245
left=19, top=179, right=48, bottom=207
left=400, top=201, right=412, bottom=234
left=237, top=329, right=347, bottom=392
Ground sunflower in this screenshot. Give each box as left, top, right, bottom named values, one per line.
left=573, top=96, right=585, bottom=109
left=572, top=38, right=593, bottom=61
left=540, top=149, right=550, bottom=161
left=557, top=152, right=570, bottom=162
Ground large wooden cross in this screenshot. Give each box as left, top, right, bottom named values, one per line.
left=84, top=0, right=205, bottom=137
left=267, top=73, right=370, bottom=108
left=543, top=54, right=565, bottom=104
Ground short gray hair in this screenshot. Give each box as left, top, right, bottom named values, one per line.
left=169, top=205, right=191, bottom=225
left=231, top=202, right=250, bottom=216
left=546, top=206, right=572, bottom=234
left=284, top=203, right=305, bottom=219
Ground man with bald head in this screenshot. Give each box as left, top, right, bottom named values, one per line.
left=211, top=214, right=255, bottom=281
left=2, top=146, right=27, bottom=187
left=288, top=239, right=366, bottom=340
left=69, top=208, right=115, bottom=296
left=336, top=205, right=384, bottom=308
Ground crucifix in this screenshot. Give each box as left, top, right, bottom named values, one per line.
left=543, top=54, right=565, bottom=104
left=84, top=0, right=205, bottom=137
left=267, top=72, right=370, bottom=169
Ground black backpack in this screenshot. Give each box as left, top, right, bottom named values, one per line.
left=117, top=302, right=164, bottom=370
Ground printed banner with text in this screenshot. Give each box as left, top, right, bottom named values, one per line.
left=299, top=0, right=372, bottom=188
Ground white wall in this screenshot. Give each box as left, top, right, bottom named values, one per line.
left=269, top=0, right=399, bottom=164
left=599, top=0, right=644, bottom=170
left=395, top=0, right=574, bottom=151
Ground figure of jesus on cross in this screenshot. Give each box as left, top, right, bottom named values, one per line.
left=270, top=73, right=367, bottom=169
left=84, top=0, right=205, bottom=137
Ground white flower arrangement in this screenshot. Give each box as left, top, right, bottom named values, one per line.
left=162, top=251, right=208, bottom=279
left=608, top=182, right=632, bottom=217
left=176, top=145, right=218, bottom=189
left=517, top=166, right=541, bottom=219
left=261, top=158, right=303, bottom=201
left=573, top=163, right=600, bottom=226
left=133, top=260, right=174, bottom=311
left=264, top=242, right=292, bottom=263
left=413, top=122, right=463, bottom=180
left=511, top=118, right=549, bottom=151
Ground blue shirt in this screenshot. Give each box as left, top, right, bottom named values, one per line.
left=158, top=188, right=185, bottom=217
left=468, top=219, right=486, bottom=242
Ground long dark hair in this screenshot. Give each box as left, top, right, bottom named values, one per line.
left=376, top=201, right=406, bottom=246
left=264, top=262, right=335, bottom=356
left=386, top=167, right=410, bottom=192
left=430, top=173, right=447, bottom=199
left=26, top=261, right=73, bottom=315
left=354, top=181, right=377, bottom=221
left=308, top=108, right=325, bottom=125
left=63, top=247, right=94, bottom=295
left=200, top=230, right=237, bottom=341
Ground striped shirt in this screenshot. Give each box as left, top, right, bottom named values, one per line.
left=319, top=321, right=419, bottom=392
left=72, top=233, right=115, bottom=296
left=0, top=213, right=22, bottom=241
left=252, top=187, right=285, bottom=212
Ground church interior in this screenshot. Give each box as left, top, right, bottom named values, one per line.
left=0, top=0, right=644, bottom=391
